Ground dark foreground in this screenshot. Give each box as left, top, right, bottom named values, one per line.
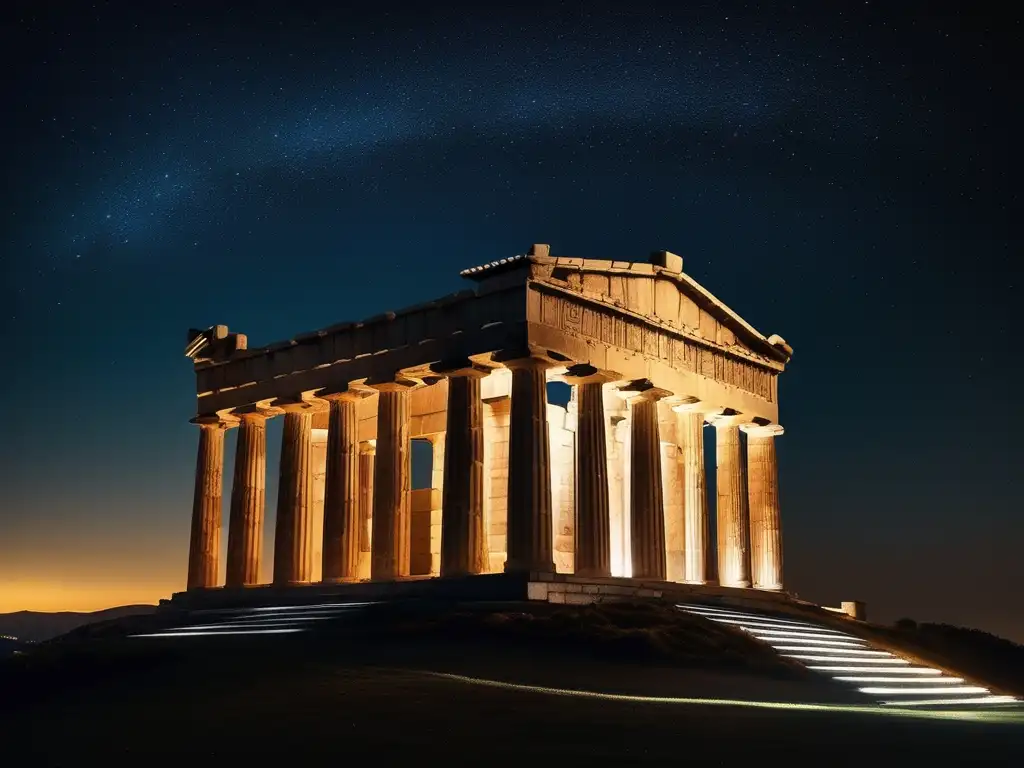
left=2, top=602, right=1023, bottom=764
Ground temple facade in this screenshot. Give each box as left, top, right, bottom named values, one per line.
left=184, top=245, right=792, bottom=594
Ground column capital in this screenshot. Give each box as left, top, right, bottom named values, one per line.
left=365, top=375, right=422, bottom=393
left=741, top=422, right=785, bottom=438
left=616, top=379, right=672, bottom=404
left=273, top=392, right=329, bottom=413
left=232, top=400, right=284, bottom=421
left=670, top=397, right=724, bottom=417
left=706, top=409, right=749, bottom=429
left=316, top=381, right=377, bottom=402
left=429, top=358, right=495, bottom=378
left=190, top=413, right=239, bottom=430
left=491, top=346, right=569, bottom=370
left=562, top=363, right=621, bottom=386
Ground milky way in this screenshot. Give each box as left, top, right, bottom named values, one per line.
left=16, top=9, right=877, bottom=287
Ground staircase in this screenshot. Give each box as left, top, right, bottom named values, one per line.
left=679, top=603, right=1019, bottom=709
left=131, top=601, right=378, bottom=638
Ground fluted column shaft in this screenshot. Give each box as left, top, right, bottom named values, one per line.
left=274, top=411, right=315, bottom=585
left=441, top=375, right=487, bottom=576
left=629, top=395, right=666, bottom=580
left=679, top=411, right=709, bottom=584
left=322, top=398, right=362, bottom=582
left=372, top=389, right=412, bottom=579
left=505, top=360, right=554, bottom=573
left=187, top=423, right=227, bottom=590
left=746, top=430, right=783, bottom=590
left=575, top=381, right=611, bottom=576
left=226, top=416, right=266, bottom=586
left=357, top=442, right=375, bottom=579
left=715, top=423, right=751, bottom=588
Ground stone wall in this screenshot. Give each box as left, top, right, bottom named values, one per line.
left=483, top=397, right=511, bottom=572
left=410, top=488, right=440, bottom=576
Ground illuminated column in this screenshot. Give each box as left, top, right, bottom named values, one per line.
left=565, top=365, right=611, bottom=577
left=742, top=423, right=784, bottom=591
left=604, top=388, right=631, bottom=577
left=371, top=383, right=415, bottom=580
left=225, top=413, right=268, bottom=587
left=187, top=418, right=233, bottom=590
left=503, top=356, right=555, bottom=573
left=273, top=404, right=322, bottom=585
left=660, top=441, right=684, bottom=582
left=321, top=393, right=366, bottom=582
left=712, top=414, right=751, bottom=588
left=427, top=433, right=445, bottom=575
left=622, top=381, right=670, bottom=580
left=357, top=440, right=375, bottom=579
left=439, top=365, right=489, bottom=576
left=673, top=402, right=715, bottom=585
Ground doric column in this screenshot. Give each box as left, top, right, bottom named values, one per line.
left=226, top=413, right=269, bottom=587
left=564, top=365, right=612, bottom=577
left=371, top=381, right=415, bottom=580
left=187, top=418, right=233, bottom=590
left=321, top=391, right=369, bottom=582
left=357, top=440, right=376, bottom=579
left=711, top=413, right=751, bottom=588
left=436, top=363, right=489, bottom=576
left=273, top=402, right=323, bottom=585
left=660, top=441, right=684, bottom=582
left=502, top=356, right=555, bottom=573
left=743, top=423, right=784, bottom=591
left=673, top=401, right=716, bottom=585
left=621, top=381, right=671, bottom=580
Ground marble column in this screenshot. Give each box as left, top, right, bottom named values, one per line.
left=322, top=395, right=363, bottom=582
left=503, top=357, right=555, bottom=573
left=674, top=403, right=712, bottom=584
left=743, top=423, right=784, bottom=591
left=187, top=420, right=231, bottom=590
left=623, top=382, right=669, bottom=580
left=357, top=440, right=375, bottom=579
left=440, top=369, right=488, bottom=576
left=371, top=386, right=413, bottom=580
left=273, top=408, right=317, bottom=585
left=713, top=416, right=751, bottom=588
left=225, top=414, right=267, bottom=587
left=565, top=366, right=611, bottom=577
left=660, top=441, right=684, bottom=582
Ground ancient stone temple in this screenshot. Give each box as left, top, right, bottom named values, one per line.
left=183, top=244, right=792, bottom=596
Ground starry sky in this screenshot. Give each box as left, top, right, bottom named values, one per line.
left=2, top=1, right=1019, bottom=638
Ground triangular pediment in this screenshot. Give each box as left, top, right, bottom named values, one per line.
left=518, top=255, right=791, bottom=369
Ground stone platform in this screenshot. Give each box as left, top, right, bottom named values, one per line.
left=162, top=571, right=827, bottom=622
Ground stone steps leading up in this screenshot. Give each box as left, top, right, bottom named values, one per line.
left=678, top=603, right=1020, bottom=710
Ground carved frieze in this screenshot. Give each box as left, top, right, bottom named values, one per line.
left=533, top=284, right=776, bottom=403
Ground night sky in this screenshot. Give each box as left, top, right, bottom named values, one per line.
left=2, top=2, right=1019, bottom=638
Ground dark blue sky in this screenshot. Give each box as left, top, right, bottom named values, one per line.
left=2, top=1, right=1019, bottom=635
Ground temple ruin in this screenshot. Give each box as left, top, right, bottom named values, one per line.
left=183, top=244, right=792, bottom=597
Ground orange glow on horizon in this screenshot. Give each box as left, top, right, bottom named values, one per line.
left=0, top=580, right=177, bottom=613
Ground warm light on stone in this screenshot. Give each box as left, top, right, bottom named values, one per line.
left=183, top=246, right=792, bottom=595
left=225, top=415, right=266, bottom=587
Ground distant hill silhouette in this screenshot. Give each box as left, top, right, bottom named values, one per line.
left=0, top=605, right=156, bottom=642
